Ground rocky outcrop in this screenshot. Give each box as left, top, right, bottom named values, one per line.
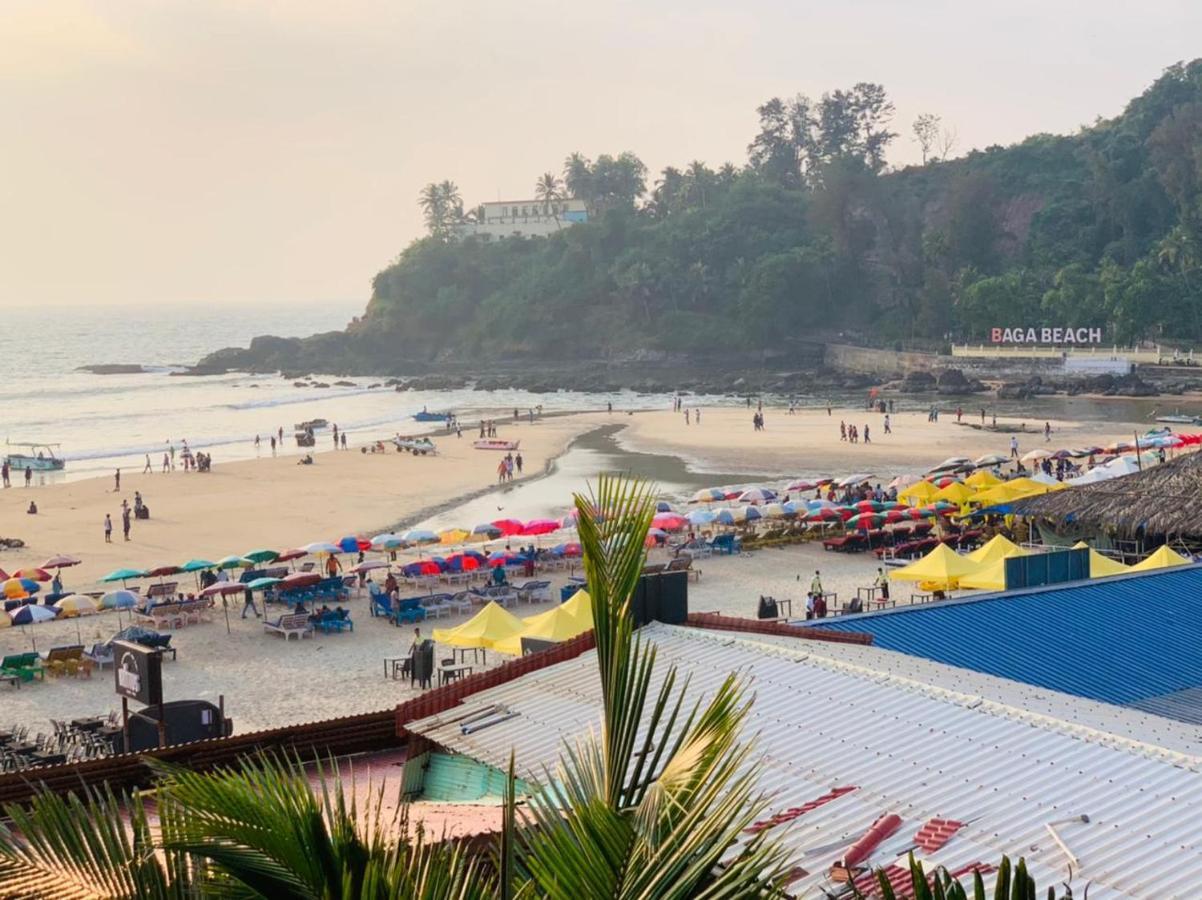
left=77, top=364, right=147, bottom=375
left=899, top=371, right=937, bottom=393
left=934, top=368, right=987, bottom=394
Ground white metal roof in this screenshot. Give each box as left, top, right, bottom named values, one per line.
left=408, top=623, right=1202, bottom=897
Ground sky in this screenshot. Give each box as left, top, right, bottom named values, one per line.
left=1, top=1, right=1200, bottom=310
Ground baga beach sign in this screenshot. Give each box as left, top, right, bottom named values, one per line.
left=990, top=326, right=1103, bottom=345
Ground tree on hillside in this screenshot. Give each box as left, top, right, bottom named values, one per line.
left=683, top=160, right=715, bottom=209
left=564, top=152, right=647, bottom=214
left=534, top=172, right=563, bottom=205
left=814, top=82, right=896, bottom=174
left=418, top=180, right=464, bottom=240
left=912, top=113, right=941, bottom=164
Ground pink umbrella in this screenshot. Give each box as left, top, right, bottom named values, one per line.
left=353, top=560, right=390, bottom=574
left=521, top=519, right=560, bottom=536
left=200, top=582, right=245, bottom=598
left=491, top=519, right=525, bottom=537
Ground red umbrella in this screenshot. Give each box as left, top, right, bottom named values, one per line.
left=275, top=548, right=308, bottom=563
left=805, top=507, right=841, bottom=522
left=651, top=513, right=688, bottom=532
left=521, top=519, right=560, bottom=536
left=279, top=572, right=322, bottom=590
left=147, top=565, right=181, bottom=578
left=491, top=519, right=525, bottom=537
left=200, top=582, right=245, bottom=597
left=0, top=569, right=7, bottom=581
left=444, top=553, right=481, bottom=572
left=41, top=555, right=81, bottom=570
left=12, top=568, right=52, bottom=582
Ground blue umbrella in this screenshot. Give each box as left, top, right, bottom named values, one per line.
left=179, top=559, right=215, bottom=573
left=655, top=501, right=674, bottom=512
left=10, top=605, right=56, bottom=625
left=686, top=509, right=717, bottom=526
left=101, top=568, right=147, bottom=584
left=100, top=590, right=139, bottom=610
left=336, top=536, right=362, bottom=553
left=246, top=577, right=282, bottom=591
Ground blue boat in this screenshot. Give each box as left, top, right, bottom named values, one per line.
left=413, top=410, right=450, bottom=422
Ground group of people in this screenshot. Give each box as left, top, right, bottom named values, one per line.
left=838, top=421, right=871, bottom=443
left=0, top=460, right=33, bottom=489
left=496, top=451, right=523, bottom=482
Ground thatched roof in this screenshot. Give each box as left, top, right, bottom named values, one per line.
left=1013, top=450, right=1202, bottom=538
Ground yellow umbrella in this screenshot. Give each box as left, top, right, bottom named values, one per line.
left=934, top=482, right=974, bottom=504
left=966, top=534, right=1025, bottom=565
left=1070, top=542, right=1131, bottom=578
left=965, top=470, right=1002, bottom=488
left=52, top=594, right=100, bottom=618
left=899, top=480, right=939, bottom=504
left=432, top=601, right=526, bottom=649
left=1128, top=546, right=1192, bottom=573
left=890, top=543, right=979, bottom=589
left=438, top=528, right=470, bottom=545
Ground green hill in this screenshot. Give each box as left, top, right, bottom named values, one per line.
left=203, top=61, right=1202, bottom=375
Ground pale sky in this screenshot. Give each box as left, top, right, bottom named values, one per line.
left=1, top=0, right=1199, bottom=308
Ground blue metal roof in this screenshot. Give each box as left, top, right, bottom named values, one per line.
left=809, top=566, right=1202, bottom=716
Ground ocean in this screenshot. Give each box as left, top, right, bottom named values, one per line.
left=0, top=303, right=679, bottom=483
left=2, top=303, right=1172, bottom=485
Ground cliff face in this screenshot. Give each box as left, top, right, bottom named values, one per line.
left=200, top=60, right=1202, bottom=377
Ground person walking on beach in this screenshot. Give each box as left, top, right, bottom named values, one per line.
left=863, top=424, right=871, bottom=443
left=1010, top=435, right=1019, bottom=458
left=809, top=570, right=823, bottom=603
left=1044, top=421, right=1052, bottom=442
left=883, top=413, right=891, bottom=434
left=876, top=568, right=890, bottom=603
left=839, top=421, right=846, bottom=441
left=143, top=454, right=152, bottom=474
left=515, top=452, right=523, bottom=474
left=24, top=466, right=32, bottom=487
left=254, top=435, right=261, bottom=454
left=121, top=506, right=131, bottom=541
left=104, top=514, right=112, bottom=543
left=684, top=409, right=690, bottom=425
left=325, top=554, right=342, bottom=579
left=497, top=459, right=506, bottom=483
left=161, top=452, right=170, bottom=472
left=169, top=443, right=176, bottom=470
left=956, top=406, right=962, bottom=422
left=241, top=585, right=261, bottom=619
left=114, top=468, right=121, bottom=492
left=270, top=435, right=277, bottom=456
left=981, top=408, right=987, bottom=425
left=1, top=461, right=8, bottom=488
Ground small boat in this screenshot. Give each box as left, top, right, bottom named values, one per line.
left=1155, top=414, right=1200, bottom=425
left=295, top=418, right=329, bottom=431
left=394, top=436, right=436, bottom=455
left=413, top=411, right=450, bottom=423
left=5, top=441, right=65, bottom=471
left=473, top=438, right=519, bottom=451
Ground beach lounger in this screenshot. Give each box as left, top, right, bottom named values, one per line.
left=665, top=556, right=701, bottom=581
left=313, top=610, right=354, bottom=634
left=0, top=653, right=43, bottom=683
left=515, top=580, right=552, bottom=603
left=84, top=643, right=114, bottom=670
left=264, top=613, right=313, bottom=641
left=708, top=534, right=741, bottom=555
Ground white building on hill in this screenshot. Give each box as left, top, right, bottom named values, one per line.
left=456, top=198, right=588, bottom=239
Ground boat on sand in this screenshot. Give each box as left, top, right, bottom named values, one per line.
left=5, top=441, right=65, bottom=471
left=473, top=438, right=519, bottom=451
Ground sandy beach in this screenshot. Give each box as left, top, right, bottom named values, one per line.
left=0, top=400, right=1166, bottom=737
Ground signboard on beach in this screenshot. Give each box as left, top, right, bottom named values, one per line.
left=990, top=327, right=1103, bottom=345
left=113, top=640, right=162, bottom=707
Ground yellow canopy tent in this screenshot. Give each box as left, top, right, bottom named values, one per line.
left=934, top=482, right=974, bottom=504
left=493, top=605, right=593, bottom=656
left=559, top=588, right=593, bottom=628
left=968, top=483, right=1024, bottom=507
left=890, top=543, right=980, bottom=589
left=899, top=480, right=939, bottom=505
left=431, top=601, right=526, bottom=649
left=958, top=559, right=1010, bottom=591
left=1070, top=542, right=1131, bottom=578
left=1004, top=477, right=1064, bottom=498
left=965, top=470, right=1002, bottom=488
left=1128, top=546, right=1192, bottom=573
left=966, top=534, right=1024, bottom=565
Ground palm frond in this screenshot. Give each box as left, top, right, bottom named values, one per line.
left=0, top=784, right=176, bottom=899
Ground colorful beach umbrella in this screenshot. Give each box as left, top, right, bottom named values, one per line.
left=370, top=533, right=404, bottom=550
left=147, top=565, right=182, bottom=578
left=53, top=595, right=99, bottom=617
left=13, top=568, right=51, bottom=582
left=471, top=523, right=503, bottom=540
left=101, top=568, right=147, bottom=584
left=491, top=519, right=525, bottom=537
left=201, top=582, right=246, bottom=598
left=738, top=488, right=777, bottom=505
left=402, top=560, right=440, bottom=577
left=685, top=509, right=717, bottom=526
left=243, top=549, right=280, bottom=564
left=785, top=479, right=825, bottom=492
left=651, top=513, right=689, bottom=532
left=438, top=528, right=471, bottom=544
left=655, top=501, right=674, bottom=512
left=180, top=559, right=216, bottom=572
left=2, top=578, right=40, bottom=599
left=521, top=519, right=560, bottom=536
left=336, top=536, right=370, bottom=553
left=444, top=553, right=481, bottom=572
left=245, top=576, right=283, bottom=590
left=847, top=512, right=885, bottom=530
left=10, top=605, right=56, bottom=625
left=279, top=572, right=322, bottom=590
left=554, top=542, right=583, bottom=558
left=275, top=548, right=308, bottom=563
left=760, top=503, right=786, bottom=519
left=100, top=590, right=140, bottom=610
left=690, top=488, right=726, bottom=503
left=401, top=529, right=439, bottom=546
left=40, top=555, right=81, bottom=570
left=302, top=542, right=342, bottom=555
left=351, top=561, right=389, bottom=575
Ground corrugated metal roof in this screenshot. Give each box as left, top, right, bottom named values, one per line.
left=808, top=566, right=1202, bottom=721
left=407, top=623, right=1202, bottom=898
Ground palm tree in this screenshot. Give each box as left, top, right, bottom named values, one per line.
left=534, top=173, right=564, bottom=228
left=418, top=181, right=464, bottom=240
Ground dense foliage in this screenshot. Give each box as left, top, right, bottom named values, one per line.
left=362, top=61, right=1202, bottom=359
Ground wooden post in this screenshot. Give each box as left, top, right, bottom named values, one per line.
left=121, top=697, right=129, bottom=754
left=1134, top=432, right=1143, bottom=472
left=157, top=698, right=167, bottom=749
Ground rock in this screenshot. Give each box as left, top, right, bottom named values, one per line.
left=77, top=364, right=146, bottom=375
left=368, top=383, right=381, bottom=389
left=333, top=380, right=357, bottom=387
left=900, top=371, right=937, bottom=393
left=312, top=382, right=330, bottom=388
left=1108, top=373, right=1157, bottom=397
left=294, top=382, right=309, bottom=388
